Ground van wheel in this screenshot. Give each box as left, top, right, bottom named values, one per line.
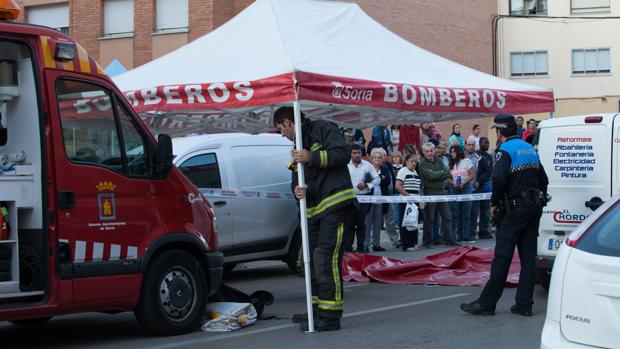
left=285, top=228, right=302, bottom=274
left=536, top=269, right=551, bottom=291
left=10, top=317, right=52, bottom=326
left=135, top=250, right=207, bottom=336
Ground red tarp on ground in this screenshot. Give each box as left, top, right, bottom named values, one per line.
left=342, top=246, right=520, bottom=287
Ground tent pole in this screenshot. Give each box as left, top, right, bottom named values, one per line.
left=293, top=99, right=315, bottom=333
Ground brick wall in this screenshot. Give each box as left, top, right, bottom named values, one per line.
left=133, top=0, right=153, bottom=67
left=69, top=0, right=101, bottom=60
left=189, top=0, right=213, bottom=42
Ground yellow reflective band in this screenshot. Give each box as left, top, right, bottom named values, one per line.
left=332, top=222, right=344, bottom=301
left=77, top=45, right=91, bottom=73
left=307, top=189, right=355, bottom=218
left=95, top=62, right=105, bottom=75
left=39, top=36, right=55, bottom=69
left=319, top=304, right=343, bottom=311
left=310, top=143, right=322, bottom=152
left=62, top=59, right=74, bottom=71
left=287, top=160, right=298, bottom=172
left=320, top=150, right=328, bottom=168
left=312, top=296, right=319, bottom=305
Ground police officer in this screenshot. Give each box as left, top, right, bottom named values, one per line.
left=273, top=106, right=356, bottom=331
left=460, top=114, right=548, bottom=316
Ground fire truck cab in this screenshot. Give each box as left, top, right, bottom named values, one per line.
left=0, top=1, right=222, bottom=336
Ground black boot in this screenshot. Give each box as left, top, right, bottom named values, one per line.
left=460, top=300, right=495, bottom=315
left=510, top=304, right=533, bottom=316
left=300, top=316, right=341, bottom=332
left=291, top=308, right=318, bottom=323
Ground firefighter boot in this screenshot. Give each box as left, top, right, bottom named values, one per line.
left=291, top=306, right=318, bottom=323
left=299, top=316, right=340, bottom=332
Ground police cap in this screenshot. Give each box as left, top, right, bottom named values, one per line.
left=490, top=114, right=518, bottom=130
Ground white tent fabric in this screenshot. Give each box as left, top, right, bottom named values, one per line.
left=113, top=0, right=553, bottom=135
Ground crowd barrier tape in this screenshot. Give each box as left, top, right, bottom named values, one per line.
left=199, top=188, right=491, bottom=204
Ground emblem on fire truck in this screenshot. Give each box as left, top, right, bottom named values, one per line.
left=96, top=181, right=116, bottom=220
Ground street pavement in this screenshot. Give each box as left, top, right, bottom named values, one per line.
left=0, top=235, right=548, bottom=349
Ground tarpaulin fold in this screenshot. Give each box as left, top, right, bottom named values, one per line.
left=342, top=246, right=520, bottom=287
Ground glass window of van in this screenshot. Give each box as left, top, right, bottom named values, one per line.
left=179, top=153, right=222, bottom=188
left=231, top=145, right=291, bottom=191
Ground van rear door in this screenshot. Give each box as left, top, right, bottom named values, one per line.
left=538, top=119, right=611, bottom=256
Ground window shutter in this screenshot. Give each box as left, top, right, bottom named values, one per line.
left=156, top=0, right=188, bottom=30
left=535, top=52, right=548, bottom=74
left=27, top=3, right=69, bottom=30
left=511, top=53, right=523, bottom=75
left=598, top=49, right=610, bottom=72
left=572, top=50, right=585, bottom=73
left=104, top=0, right=134, bottom=35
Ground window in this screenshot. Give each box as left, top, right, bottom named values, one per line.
left=577, top=201, right=620, bottom=257
left=117, top=105, right=151, bottom=176
left=571, top=0, right=610, bottom=13
left=179, top=153, right=222, bottom=188
left=56, top=79, right=151, bottom=176
left=510, top=0, right=547, bottom=15
left=156, top=0, right=189, bottom=31
left=27, top=3, right=69, bottom=34
left=572, top=48, right=611, bottom=74
left=104, top=0, right=134, bottom=36
left=231, top=146, right=291, bottom=191
left=511, top=51, right=548, bottom=76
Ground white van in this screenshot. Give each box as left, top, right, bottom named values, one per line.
left=536, top=113, right=620, bottom=288
left=172, top=133, right=301, bottom=272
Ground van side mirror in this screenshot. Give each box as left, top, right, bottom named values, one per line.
left=156, top=133, right=173, bottom=176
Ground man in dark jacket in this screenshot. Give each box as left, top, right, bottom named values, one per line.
left=461, top=114, right=548, bottom=317
left=274, top=106, right=355, bottom=332
left=471, top=137, right=493, bottom=239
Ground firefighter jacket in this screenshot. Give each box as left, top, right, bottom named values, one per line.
left=289, top=119, right=355, bottom=219
left=491, top=136, right=549, bottom=206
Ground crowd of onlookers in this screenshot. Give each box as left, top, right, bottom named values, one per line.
left=341, top=118, right=539, bottom=252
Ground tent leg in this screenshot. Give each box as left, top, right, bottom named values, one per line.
left=293, top=100, right=315, bottom=333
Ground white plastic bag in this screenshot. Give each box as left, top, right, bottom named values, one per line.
left=402, top=202, right=419, bottom=230
left=201, top=302, right=257, bottom=332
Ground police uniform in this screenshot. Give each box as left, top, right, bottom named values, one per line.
left=461, top=114, right=548, bottom=316
left=290, top=118, right=356, bottom=330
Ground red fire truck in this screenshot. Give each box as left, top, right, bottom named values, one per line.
left=0, top=1, right=222, bottom=335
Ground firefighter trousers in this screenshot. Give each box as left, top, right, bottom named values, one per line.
left=307, top=205, right=354, bottom=319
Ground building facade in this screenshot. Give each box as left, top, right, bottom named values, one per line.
left=16, top=0, right=498, bottom=141
left=497, top=0, right=620, bottom=118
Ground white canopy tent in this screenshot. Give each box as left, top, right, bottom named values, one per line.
left=113, top=0, right=554, bottom=332
left=113, top=0, right=553, bottom=136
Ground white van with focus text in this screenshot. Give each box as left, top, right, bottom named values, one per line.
left=535, top=113, right=620, bottom=288
left=172, top=133, right=301, bottom=273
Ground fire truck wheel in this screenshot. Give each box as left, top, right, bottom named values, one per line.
left=10, top=317, right=52, bottom=326
left=135, top=249, right=207, bottom=336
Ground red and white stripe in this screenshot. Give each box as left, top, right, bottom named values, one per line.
left=60, top=239, right=140, bottom=263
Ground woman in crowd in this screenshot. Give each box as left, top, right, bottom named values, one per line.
left=421, top=123, right=442, bottom=144
left=448, top=124, right=465, bottom=149
left=388, top=151, right=404, bottom=248
left=389, top=125, right=400, bottom=155
left=365, top=148, right=389, bottom=252
left=395, top=153, right=422, bottom=251
left=448, top=145, right=475, bottom=243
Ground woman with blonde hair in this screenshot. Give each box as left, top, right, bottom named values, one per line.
left=365, top=148, right=390, bottom=251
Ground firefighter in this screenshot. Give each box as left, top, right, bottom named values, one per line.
left=274, top=106, right=356, bottom=332
left=460, top=114, right=548, bottom=316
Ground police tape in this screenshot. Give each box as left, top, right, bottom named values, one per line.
left=199, top=188, right=491, bottom=203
